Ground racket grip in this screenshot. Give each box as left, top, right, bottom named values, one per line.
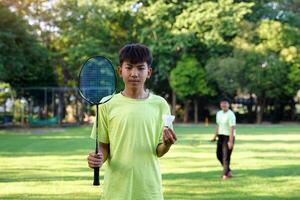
left=93, top=167, right=100, bottom=186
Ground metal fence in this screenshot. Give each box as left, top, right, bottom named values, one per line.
left=0, top=87, right=95, bottom=127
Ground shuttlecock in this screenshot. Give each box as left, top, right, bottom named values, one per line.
left=162, top=114, right=175, bottom=127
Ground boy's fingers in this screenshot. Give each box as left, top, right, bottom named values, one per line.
left=90, top=161, right=101, bottom=166
left=166, top=128, right=177, bottom=141
left=88, top=159, right=103, bottom=168
left=87, top=152, right=104, bottom=169
left=163, top=128, right=176, bottom=145
left=163, top=129, right=170, bottom=143
left=163, top=132, right=167, bottom=143
left=96, top=153, right=103, bottom=159
left=89, top=152, right=101, bottom=159
left=88, top=152, right=95, bottom=157
left=171, top=132, right=177, bottom=141
left=166, top=131, right=175, bottom=144
left=88, top=153, right=103, bottom=162
left=163, top=134, right=172, bottom=145
left=167, top=130, right=176, bottom=143
left=163, top=128, right=169, bottom=135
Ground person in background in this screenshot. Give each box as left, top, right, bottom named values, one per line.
left=211, top=97, right=236, bottom=180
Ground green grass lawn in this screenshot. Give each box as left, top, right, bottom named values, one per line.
left=0, top=124, right=300, bottom=199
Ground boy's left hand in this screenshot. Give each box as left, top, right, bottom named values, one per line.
left=228, top=141, right=234, bottom=150
left=163, top=127, right=177, bottom=146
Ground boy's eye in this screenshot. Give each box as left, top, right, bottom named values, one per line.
left=138, top=67, right=145, bottom=70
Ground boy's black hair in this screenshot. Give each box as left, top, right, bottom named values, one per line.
left=220, top=97, right=231, bottom=104
left=119, top=43, right=153, bottom=67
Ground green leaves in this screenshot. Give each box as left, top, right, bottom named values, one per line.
left=173, top=0, right=254, bottom=49
left=170, top=56, right=213, bottom=99
left=1, top=0, right=299, bottom=118
left=0, top=3, right=55, bottom=87
left=205, top=56, right=245, bottom=95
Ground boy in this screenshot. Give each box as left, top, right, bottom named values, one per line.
left=211, top=97, right=236, bottom=180
left=87, top=43, right=177, bottom=199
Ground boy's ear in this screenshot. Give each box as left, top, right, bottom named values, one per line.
left=147, top=67, right=152, bottom=78
left=117, top=66, right=122, bottom=77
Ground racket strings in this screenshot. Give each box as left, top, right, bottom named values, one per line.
left=79, top=57, right=116, bottom=104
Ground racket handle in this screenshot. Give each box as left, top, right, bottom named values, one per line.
left=93, top=167, right=100, bottom=186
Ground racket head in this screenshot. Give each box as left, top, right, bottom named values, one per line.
left=78, top=56, right=117, bottom=105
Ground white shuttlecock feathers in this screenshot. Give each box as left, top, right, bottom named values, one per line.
left=162, top=114, right=175, bottom=127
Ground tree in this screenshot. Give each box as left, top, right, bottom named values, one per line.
left=172, top=0, right=254, bottom=55
left=208, top=19, right=300, bottom=123
left=0, top=3, right=55, bottom=88
left=170, top=56, right=213, bottom=123
left=206, top=57, right=245, bottom=96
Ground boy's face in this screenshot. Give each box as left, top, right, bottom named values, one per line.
left=118, top=61, right=152, bottom=90
left=220, top=101, right=229, bottom=111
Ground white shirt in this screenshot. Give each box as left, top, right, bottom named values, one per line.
left=216, top=109, right=236, bottom=136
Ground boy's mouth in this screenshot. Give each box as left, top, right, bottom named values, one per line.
left=128, top=79, right=140, bottom=82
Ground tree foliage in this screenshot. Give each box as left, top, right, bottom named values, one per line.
left=0, top=3, right=55, bottom=87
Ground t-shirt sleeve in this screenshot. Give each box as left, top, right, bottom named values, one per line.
left=158, top=99, right=172, bottom=144
left=229, top=112, right=236, bottom=127
left=216, top=112, right=220, bottom=124
left=90, top=104, right=109, bottom=144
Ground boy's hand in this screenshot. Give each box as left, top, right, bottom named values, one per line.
left=211, top=136, right=217, bottom=142
left=228, top=141, right=234, bottom=150
left=87, top=152, right=104, bottom=168
left=163, top=127, right=177, bottom=146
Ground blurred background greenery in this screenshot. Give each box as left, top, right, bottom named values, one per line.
left=0, top=0, right=299, bottom=125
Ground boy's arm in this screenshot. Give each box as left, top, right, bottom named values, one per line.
left=156, top=128, right=176, bottom=157
left=212, top=113, right=219, bottom=142
left=211, top=125, right=218, bottom=142
left=228, top=126, right=235, bottom=149
left=228, top=113, right=236, bottom=149
left=99, top=142, right=110, bottom=162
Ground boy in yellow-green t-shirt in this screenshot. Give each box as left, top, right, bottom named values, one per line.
left=87, top=43, right=177, bottom=200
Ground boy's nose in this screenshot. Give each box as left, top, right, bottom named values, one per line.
left=130, top=68, right=138, bottom=77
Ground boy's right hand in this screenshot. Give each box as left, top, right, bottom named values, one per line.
left=87, top=152, right=104, bottom=169
left=163, top=127, right=177, bottom=147
left=210, top=136, right=217, bottom=142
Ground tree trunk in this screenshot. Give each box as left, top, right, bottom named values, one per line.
left=247, top=94, right=255, bottom=123
left=194, top=98, right=198, bottom=124
left=44, top=88, right=48, bottom=118
left=290, top=101, right=296, bottom=121
left=75, top=94, right=80, bottom=123
left=172, top=91, right=176, bottom=116
left=58, top=89, right=65, bottom=125
left=183, top=100, right=190, bottom=123
left=256, top=97, right=266, bottom=124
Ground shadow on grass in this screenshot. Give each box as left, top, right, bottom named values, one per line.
left=4, top=164, right=298, bottom=184
left=236, top=139, right=300, bottom=144
left=0, top=173, right=104, bottom=183
left=162, top=165, right=300, bottom=200
left=164, top=192, right=299, bottom=200
left=0, top=133, right=94, bottom=156
left=0, top=193, right=100, bottom=200
left=163, top=164, right=300, bottom=181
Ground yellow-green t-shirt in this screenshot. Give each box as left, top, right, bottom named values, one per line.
left=90, top=93, right=171, bottom=200
left=216, top=109, right=236, bottom=136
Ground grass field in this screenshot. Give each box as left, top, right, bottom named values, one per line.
left=0, top=124, right=300, bottom=200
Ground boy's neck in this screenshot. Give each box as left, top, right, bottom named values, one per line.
left=122, top=87, right=149, bottom=99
